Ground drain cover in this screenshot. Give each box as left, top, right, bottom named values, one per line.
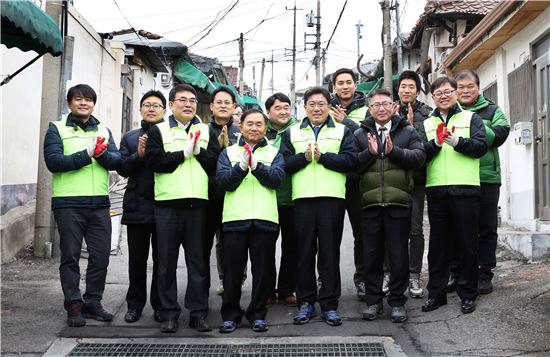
left=68, top=342, right=386, bottom=356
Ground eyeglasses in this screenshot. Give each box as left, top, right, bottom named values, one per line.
left=173, top=97, right=197, bottom=105
left=370, top=102, right=394, bottom=110
left=141, top=103, right=164, bottom=110
left=433, top=90, right=455, bottom=99
left=306, top=101, right=328, bottom=108
left=215, top=100, right=233, bottom=106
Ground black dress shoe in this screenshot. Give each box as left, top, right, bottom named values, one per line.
left=421, top=297, right=447, bottom=312
left=160, top=318, right=179, bottom=333
left=124, top=309, right=142, bottom=323
left=478, top=279, right=493, bottom=295
left=154, top=309, right=164, bottom=323
left=461, top=300, right=476, bottom=314
left=189, top=317, right=212, bottom=332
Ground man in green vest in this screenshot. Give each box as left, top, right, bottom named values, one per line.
left=144, top=83, right=220, bottom=333
left=280, top=87, right=357, bottom=327
left=265, top=93, right=298, bottom=306
left=456, top=69, right=510, bottom=295
left=355, top=88, right=425, bottom=323
left=329, top=68, right=366, bottom=300
left=216, top=109, right=285, bottom=333
left=420, top=77, right=487, bottom=315
left=44, top=84, right=122, bottom=327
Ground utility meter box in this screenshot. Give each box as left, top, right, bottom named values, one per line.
left=513, top=121, right=533, bottom=145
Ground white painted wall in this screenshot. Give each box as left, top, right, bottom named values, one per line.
left=0, top=47, right=44, bottom=186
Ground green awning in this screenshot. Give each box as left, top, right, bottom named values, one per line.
left=1, top=0, right=63, bottom=56
left=173, top=60, right=216, bottom=93
left=243, top=96, right=260, bottom=105
left=212, top=82, right=244, bottom=107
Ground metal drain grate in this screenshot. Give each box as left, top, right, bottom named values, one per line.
left=68, top=342, right=386, bottom=356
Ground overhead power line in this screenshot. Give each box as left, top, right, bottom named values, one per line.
left=187, top=0, right=240, bottom=48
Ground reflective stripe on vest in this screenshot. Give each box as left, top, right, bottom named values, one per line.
left=222, top=144, right=279, bottom=224
left=424, top=110, right=480, bottom=187
left=51, top=121, right=109, bottom=197
left=289, top=123, right=346, bottom=199
left=347, top=106, right=369, bottom=124
left=154, top=121, right=209, bottom=200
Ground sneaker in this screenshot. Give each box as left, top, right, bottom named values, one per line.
left=293, top=302, right=316, bottom=325
left=409, top=278, right=424, bottom=298
left=67, top=301, right=86, bottom=327
left=189, top=317, right=212, bottom=332
left=251, top=319, right=268, bottom=332
left=382, top=273, right=390, bottom=295
left=219, top=320, right=239, bottom=333
left=82, top=303, right=114, bottom=321
left=355, top=281, right=366, bottom=301
left=320, top=310, right=342, bottom=326
left=124, top=309, right=142, bottom=323
left=362, top=302, right=383, bottom=321
left=390, top=306, right=407, bottom=323
left=216, top=285, right=224, bottom=296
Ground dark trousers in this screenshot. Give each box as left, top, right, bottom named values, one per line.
left=125, top=224, right=159, bottom=312
left=276, top=205, right=297, bottom=298
left=295, top=197, right=345, bottom=311
left=362, top=207, right=410, bottom=307
left=221, top=227, right=277, bottom=323
left=54, top=207, right=111, bottom=307
left=155, top=205, right=209, bottom=320
left=479, top=183, right=500, bottom=280
left=346, top=181, right=364, bottom=284
left=427, top=195, right=479, bottom=301
left=409, top=183, right=426, bottom=278
left=204, top=199, right=224, bottom=288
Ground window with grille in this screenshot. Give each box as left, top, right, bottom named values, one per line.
left=507, top=61, right=535, bottom=126
left=483, top=81, right=498, bottom=104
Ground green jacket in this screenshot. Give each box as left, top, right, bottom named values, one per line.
left=461, top=95, right=510, bottom=184
left=266, top=118, right=297, bottom=206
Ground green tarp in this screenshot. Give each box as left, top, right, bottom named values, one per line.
left=357, top=75, right=400, bottom=95
left=1, top=0, right=63, bottom=56
left=173, top=60, right=216, bottom=93
left=212, top=82, right=244, bottom=107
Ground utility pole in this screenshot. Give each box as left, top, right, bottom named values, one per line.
left=286, top=1, right=301, bottom=114
left=356, top=20, right=364, bottom=82
left=271, top=50, right=274, bottom=94
left=259, top=58, right=265, bottom=101
left=315, top=0, right=321, bottom=86
left=238, top=32, right=244, bottom=95
left=394, top=0, right=403, bottom=73
left=381, top=0, right=393, bottom=93
left=252, top=65, right=256, bottom=97
left=322, top=49, right=326, bottom=81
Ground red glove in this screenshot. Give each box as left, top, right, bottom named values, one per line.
left=244, top=144, right=252, bottom=165
left=93, top=136, right=108, bottom=157
left=435, top=122, right=447, bottom=145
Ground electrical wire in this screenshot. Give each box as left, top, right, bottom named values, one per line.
left=187, top=0, right=240, bottom=48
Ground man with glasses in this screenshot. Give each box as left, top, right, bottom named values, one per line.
left=355, top=88, right=425, bottom=323
left=118, top=91, right=166, bottom=324
left=205, top=87, right=242, bottom=296
left=280, top=87, right=357, bottom=327
left=144, top=84, right=220, bottom=333
left=419, top=77, right=487, bottom=315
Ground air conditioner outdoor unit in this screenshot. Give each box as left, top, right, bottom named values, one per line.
left=160, top=73, right=171, bottom=87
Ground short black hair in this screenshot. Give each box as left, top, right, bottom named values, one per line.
left=67, top=84, right=97, bottom=104
left=304, top=86, right=331, bottom=104
left=430, top=76, right=457, bottom=94
left=169, top=84, right=197, bottom=101
left=455, top=69, right=480, bottom=87
left=398, top=70, right=421, bottom=92
left=210, top=86, right=236, bottom=104
left=140, top=90, right=166, bottom=108
left=240, top=108, right=268, bottom=124
left=332, top=68, right=357, bottom=85
left=368, top=88, right=393, bottom=101
left=265, top=92, right=291, bottom=111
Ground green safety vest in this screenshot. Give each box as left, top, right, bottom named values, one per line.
left=347, top=106, right=369, bottom=124
left=51, top=121, right=110, bottom=197
left=289, top=123, right=347, bottom=199
left=154, top=121, right=210, bottom=201
left=222, top=143, right=279, bottom=224
left=424, top=110, right=480, bottom=187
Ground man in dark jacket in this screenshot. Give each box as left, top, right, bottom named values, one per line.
left=329, top=68, right=365, bottom=300
left=144, top=84, right=220, bottom=333
left=280, top=87, right=357, bottom=327
left=420, top=77, right=487, bottom=315
left=355, top=88, right=425, bottom=323
left=44, top=84, right=122, bottom=327
left=455, top=69, right=510, bottom=295
left=117, top=90, right=166, bottom=323
left=205, top=86, right=242, bottom=296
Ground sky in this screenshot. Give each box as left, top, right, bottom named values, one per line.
left=74, top=0, right=427, bottom=98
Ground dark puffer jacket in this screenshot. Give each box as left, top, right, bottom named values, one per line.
left=354, top=114, right=426, bottom=209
